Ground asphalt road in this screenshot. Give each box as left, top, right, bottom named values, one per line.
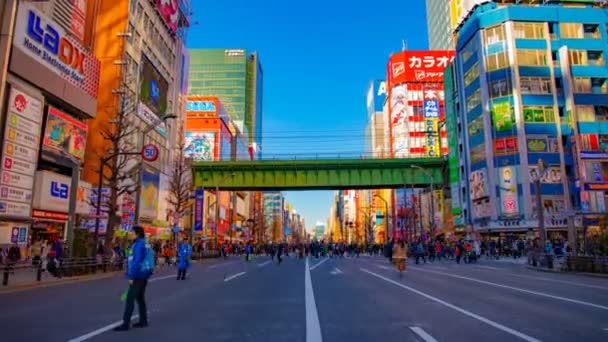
left=2, top=255, right=608, bottom=342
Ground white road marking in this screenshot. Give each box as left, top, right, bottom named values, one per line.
left=66, top=315, right=139, bottom=342
left=330, top=267, right=343, bottom=275
left=508, top=273, right=608, bottom=291
left=413, top=267, right=608, bottom=311
left=305, top=258, right=323, bottom=342
left=257, top=260, right=272, bottom=267
left=476, top=265, right=500, bottom=271
left=209, top=261, right=238, bottom=269
left=149, top=274, right=176, bottom=282
left=426, top=265, right=449, bottom=271
left=224, top=272, right=246, bottom=282
left=361, top=268, right=541, bottom=342
left=376, top=264, right=400, bottom=273
left=410, top=327, right=438, bottom=342
left=310, top=258, right=329, bottom=271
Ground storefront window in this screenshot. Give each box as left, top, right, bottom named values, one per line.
left=489, top=78, right=512, bottom=99
left=517, top=49, right=548, bottom=66
left=464, top=62, right=480, bottom=87
left=513, top=22, right=545, bottom=39
left=520, top=77, right=551, bottom=94
left=484, top=24, right=506, bottom=45
left=523, top=106, right=556, bottom=123
left=486, top=51, right=509, bottom=71
left=466, top=88, right=481, bottom=112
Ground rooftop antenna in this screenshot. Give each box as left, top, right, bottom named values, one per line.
left=402, top=39, right=407, bottom=51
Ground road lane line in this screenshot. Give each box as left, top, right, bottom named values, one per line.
left=258, top=260, right=272, bottom=267
left=508, top=274, right=608, bottom=291
left=67, top=315, right=139, bottom=342
left=224, top=272, right=246, bottom=282
left=426, top=265, right=449, bottom=271
left=412, top=267, right=608, bottom=311
left=149, top=274, right=176, bottom=282
left=209, top=261, right=239, bottom=269
left=410, top=327, right=438, bottom=342
left=306, top=258, right=323, bottom=342
left=310, top=258, right=329, bottom=271
left=476, top=266, right=500, bottom=271
left=361, top=268, right=541, bottom=342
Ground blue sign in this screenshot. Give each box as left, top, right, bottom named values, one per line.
left=423, top=99, right=439, bottom=118
left=374, top=80, right=387, bottom=113
left=50, top=181, right=69, bottom=199
left=186, top=101, right=216, bottom=112
left=149, top=80, right=160, bottom=105
left=25, top=8, right=85, bottom=82
left=18, top=227, right=27, bottom=243
left=194, top=189, right=204, bottom=231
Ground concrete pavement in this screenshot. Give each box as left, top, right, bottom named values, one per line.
left=1, top=255, right=607, bottom=342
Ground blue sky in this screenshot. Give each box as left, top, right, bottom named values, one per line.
left=188, top=0, right=429, bottom=230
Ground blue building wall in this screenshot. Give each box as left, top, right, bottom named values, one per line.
left=453, top=3, right=608, bottom=231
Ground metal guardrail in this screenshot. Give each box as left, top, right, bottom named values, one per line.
left=564, top=256, right=608, bottom=273
left=2, top=251, right=220, bottom=287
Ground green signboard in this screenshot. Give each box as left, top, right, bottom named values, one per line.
left=444, top=64, right=462, bottom=216
left=491, top=100, right=513, bottom=132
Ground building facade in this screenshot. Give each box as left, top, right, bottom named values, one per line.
left=80, top=0, right=190, bottom=241
left=0, top=0, right=101, bottom=250
left=188, top=48, right=263, bottom=151
left=426, top=0, right=454, bottom=50
left=450, top=1, right=608, bottom=240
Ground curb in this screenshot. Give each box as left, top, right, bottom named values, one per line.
left=0, top=271, right=123, bottom=295
left=0, top=259, right=216, bottom=295
left=524, top=265, right=608, bottom=278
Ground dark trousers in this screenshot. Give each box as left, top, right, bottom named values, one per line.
left=177, top=268, right=187, bottom=280
left=122, top=279, right=148, bottom=325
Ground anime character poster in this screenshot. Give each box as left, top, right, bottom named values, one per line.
left=43, top=106, right=87, bottom=160
left=184, top=132, right=215, bottom=161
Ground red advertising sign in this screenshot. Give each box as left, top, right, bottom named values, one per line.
left=494, top=137, right=519, bottom=155
left=155, top=0, right=179, bottom=34
left=388, top=50, right=455, bottom=85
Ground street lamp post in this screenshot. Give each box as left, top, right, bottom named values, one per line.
left=411, top=165, right=435, bottom=237
left=374, top=194, right=389, bottom=243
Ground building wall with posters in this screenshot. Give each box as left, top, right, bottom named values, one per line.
left=387, top=51, right=455, bottom=159
left=82, top=0, right=190, bottom=234
left=0, top=0, right=101, bottom=247
left=451, top=2, right=608, bottom=233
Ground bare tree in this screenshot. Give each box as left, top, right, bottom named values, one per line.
left=93, top=86, right=140, bottom=251
left=167, top=125, right=192, bottom=227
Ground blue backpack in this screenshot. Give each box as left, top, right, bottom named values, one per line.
left=140, top=242, right=156, bottom=275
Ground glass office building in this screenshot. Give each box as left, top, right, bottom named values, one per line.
left=188, top=49, right=263, bottom=149
left=425, top=0, right=454, bottom=50
left=449, top=2, right=608, bottom=238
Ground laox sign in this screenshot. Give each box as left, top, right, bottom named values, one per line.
left=26, top=10, right=85, bottom=76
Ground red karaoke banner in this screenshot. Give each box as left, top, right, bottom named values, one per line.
left=388, top=50, right=455, bottom=85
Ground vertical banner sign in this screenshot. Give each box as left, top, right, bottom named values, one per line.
left=423, top=86, right=440, bottom=157
left=444, top=65, right=462, bottom=218
left=497, top=166, right=519, bottom=216
left=194, top=189, right=204, bottom=231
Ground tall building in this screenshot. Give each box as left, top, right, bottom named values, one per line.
left=0, top=0, right=101, bottom=249
left=188, top=49, right=263, bottom=152
left=448, top=1, right=608, bottom=241
left=425, top=0, right=454, bottom=50
left=82, top=0, right=190, bottom=240
left=263, top=191, right=283, bottom=242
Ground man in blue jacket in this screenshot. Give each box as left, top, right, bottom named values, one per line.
left=114, top=225, right=152, bottom=331
left=177, top=237, right=192, bottom=280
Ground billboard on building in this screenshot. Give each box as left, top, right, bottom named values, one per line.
left=497, top=166, right=519, bottom=217
left=186, top=96, right=226, bottom=120
left=184, top=132, right=216, bottom=161
left=390, top=84, right=408, bottom=157
left=42, top=107, right=88, bottom=161
left=140, top=54, right=169, bottom=117
left=449, top=0, right=492, bottom=32
left=367, top=80, right=387, bottom=115
left=154, top=0, right=179, bottom=33
left=388, top=51, right=455, bottom=85
left=140, top=167, right=160, bottom=219
left=423, top=86, right=441, bottom=157
left=12, top=2, right=101, bottom=99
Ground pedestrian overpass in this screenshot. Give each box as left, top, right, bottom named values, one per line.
left=192, top=157, right=445, bottom=190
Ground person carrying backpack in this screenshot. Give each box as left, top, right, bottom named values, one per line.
left=115, top=225, right=153, bottom=331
